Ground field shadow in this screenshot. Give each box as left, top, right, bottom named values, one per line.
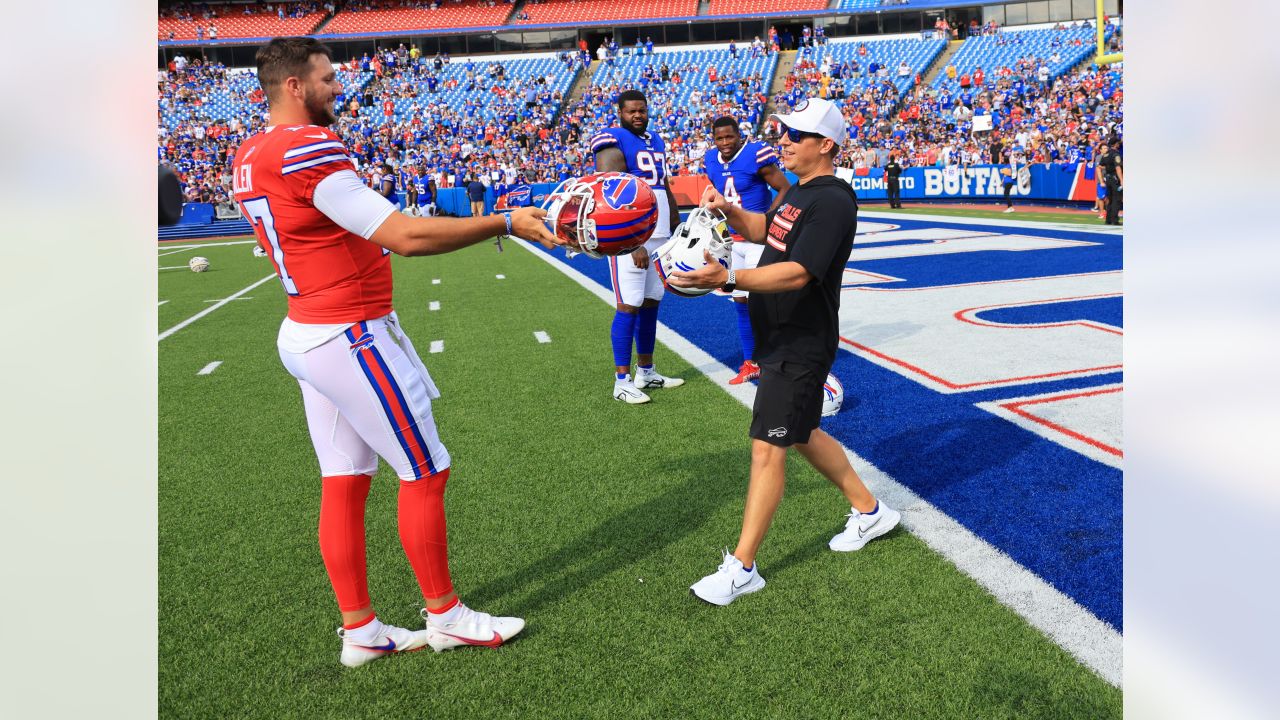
left=465, top=448, right=824, bottom=613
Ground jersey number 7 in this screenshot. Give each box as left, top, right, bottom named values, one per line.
left=242, top=197, right=299, bottom=296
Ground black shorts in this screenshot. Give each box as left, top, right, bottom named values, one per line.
left=749, top=361, right=827, bottom=447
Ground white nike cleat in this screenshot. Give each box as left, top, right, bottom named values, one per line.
left=613, top=375, right=652, bottom=404
left=421, top=604, right=524, bottom=651
left=635, top=368, right=685, bottom=389
left=338, top=622, right=434, bottom=668
left=1003, top=207, right=1016, bottom=213
left=690, top=551, right=765, bottom=606
left=828, top=502, right=901, bottom=552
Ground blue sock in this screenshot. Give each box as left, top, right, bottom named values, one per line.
left=610, top=311, right=637, bottom=370
left=735, top=302, right=755, bottom=362
left=866, top=501, right=878, bottom=515
left=742, top=564, right=753, bottom=573
left=635, top=305, right=659, bottom=357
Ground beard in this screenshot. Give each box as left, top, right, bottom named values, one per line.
left=303, top=87, right=338, bottom=127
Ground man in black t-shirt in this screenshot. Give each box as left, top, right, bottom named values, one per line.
left=670, top=98, right=900, bottom=607
left=1098, top=141, right=1123, bottom=225
left=884, top=151, right=903, bottom=209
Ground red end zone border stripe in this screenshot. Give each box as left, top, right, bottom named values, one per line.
left=954, top=293, right=1123, bottom=336
left=998, top=387, right=1123, bottom=458
left=840, top=335, right=1122, bottom=390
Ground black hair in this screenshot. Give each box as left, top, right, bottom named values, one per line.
left=711, top=116, right=740, bottom=134
left=617, top=89, right=647, bottom=111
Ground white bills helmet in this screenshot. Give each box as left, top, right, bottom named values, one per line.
left=821, top=374, right=844, bottom=417
left=653, top=207, right=734, bottom=298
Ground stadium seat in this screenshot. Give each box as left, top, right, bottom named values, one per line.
left=516, top=0, right=698, bottom=25
left=323, top=1, right=514, bottom=34
left=158, top=3, right=326, bottom=41
left=706, top=0, right=827, bottom=16
left=932, top=25, right=1112, bottom=94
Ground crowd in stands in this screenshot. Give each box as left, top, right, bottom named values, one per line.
left=158, top=20, right=1121, bottom=210
left=159, top=2, right=331, bottom=41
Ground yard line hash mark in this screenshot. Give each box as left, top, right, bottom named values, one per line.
left=429, top=340, right=444, bottom=353
left=534, top=331, right=551, bottom=344
left=158, top=274, right=276, bottom=342
left=429, top=301, right=440, bottom=311
left=197, top=361, right=222, bottom=376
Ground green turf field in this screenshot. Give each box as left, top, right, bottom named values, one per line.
left=872, top=206, right=1114, bottom=226
left=159, top=235, right=1121, bottom=719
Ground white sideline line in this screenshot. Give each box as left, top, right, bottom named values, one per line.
left=157, top=240, right=257, bottom=257
left=495, top=274, right=506, bottom=279
left=158, top=300, right=169, bottom=306
left=204, top=297, right=253, bottom=303
left=513, top=238, right=1122, bottom=688
left=158, top=240, right=257, bottom=251
left=429, top=301, right=440, bottom=311
left=197, top=361, right=222, bottom=376
left=432, top=278, right=441, bottom=285
left=158, top=274, right=276, bottom=342
left=429, top=340, right=444, bottom=353
left=533, top=331, right=551, bottom=344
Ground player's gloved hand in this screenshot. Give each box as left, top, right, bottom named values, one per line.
left=511, top=207, right=564, bottom=250
left=700, top=185, right=729, bottom=214
left=631, top=246, right=650, bottom=269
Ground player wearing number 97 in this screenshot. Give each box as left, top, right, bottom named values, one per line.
left=590, top=89, right=685, bottom=405
left=704, top=116, right=791, bottom=386
left=231, top=37, right=564, bottom=668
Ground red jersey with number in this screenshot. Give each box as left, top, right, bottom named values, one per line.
left=232, top=124, right=393, bottom=324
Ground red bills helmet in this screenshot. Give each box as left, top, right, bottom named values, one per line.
left=542, top=172, right=658, bottom=258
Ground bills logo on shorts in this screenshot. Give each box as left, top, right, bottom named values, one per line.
left=349, top=332, right=375, bottom=353
left=601, top=175, right=639, bottom=210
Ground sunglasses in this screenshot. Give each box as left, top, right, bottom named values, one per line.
left=779, top=124, right=826, bottom=143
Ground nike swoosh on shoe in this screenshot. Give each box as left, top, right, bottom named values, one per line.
left=355, top=638, right=397, bottom=652
left=857, top=517, right=881, bottom=538
left=440, top=630, right=504, bottom=647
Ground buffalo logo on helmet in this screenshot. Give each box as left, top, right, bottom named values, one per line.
left=541, top=171, right=657, bottom=258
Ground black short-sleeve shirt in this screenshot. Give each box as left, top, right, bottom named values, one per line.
left=748, top=175, right=858, bottom=372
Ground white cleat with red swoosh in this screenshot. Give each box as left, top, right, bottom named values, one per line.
left=422, top=604, right=525, bottom=651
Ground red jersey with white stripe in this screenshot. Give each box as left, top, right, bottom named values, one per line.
left=232, top=124, right=392, bottom=324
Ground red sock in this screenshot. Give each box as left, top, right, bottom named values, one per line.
left=398, top=468, right=454, bottom=601
left=318, top=474, right=373, bottom=612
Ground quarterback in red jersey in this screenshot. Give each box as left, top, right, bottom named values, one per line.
left=232, top=37, right=562, bottom=668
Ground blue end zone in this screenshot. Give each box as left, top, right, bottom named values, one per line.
left=536, top=218, right=1123, bottom=630
left=977, top=296, right=1123, bottom=329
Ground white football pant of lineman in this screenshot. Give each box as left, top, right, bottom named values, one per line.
left=730, top=240, right=764, bottom=299
left=278, top=313, right=451, bottom=481
left=609, top=233, right=684, bottom=403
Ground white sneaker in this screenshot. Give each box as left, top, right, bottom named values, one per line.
left=613, top=375, right=651, bottom=404
left=689, top=551, right=765, bottom=606
left=337, top=622, right=434, bottom=668
left=1003, top=207, right=1015, bottom=213
left=421, top=604, right=525, bottom=651
left=635, top=368, right=685, bottom=389
left=828, top=502, right=901, bottom=552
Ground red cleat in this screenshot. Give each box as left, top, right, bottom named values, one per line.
left=729, top=360, right=760, bottom=385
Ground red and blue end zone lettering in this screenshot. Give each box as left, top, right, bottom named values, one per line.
left=538, top=216, right=1123, bottom=631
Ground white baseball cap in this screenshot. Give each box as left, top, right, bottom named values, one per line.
left=769, top=98, right=848, bottom=145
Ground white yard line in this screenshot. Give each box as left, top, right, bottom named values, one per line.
left=429, top=301, right=440, bottom=311
left=158, top=300, right=169, bottom=306
left=197, top=361, right=222, bottom=376
left=203, top=297, right=254, bottom=303
left=157, top=240, right=257, bottom=257
left=159, top=265, right=192, bottom=271
left=432, top=278, right=441, bottom=285
left=429, top=340, right=444, bottom=353
left=513, top=238, right=1123, bottom=687
left=533, top=331, right=551, bottom=344
left=158, top=274, right=276, bottom=342
left=859, top=210, right=1123, bottom=235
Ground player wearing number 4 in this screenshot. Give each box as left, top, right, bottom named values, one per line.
left=591, top=90, right=685, bottom=405
left=231, top=37, right=565, bottom=667
left=669, top=99, right=899, bottom=606
left=704, top=116, right=791, bottom=385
